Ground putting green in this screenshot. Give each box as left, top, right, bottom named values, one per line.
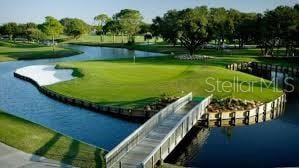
left=47, top=57, right=282, bottom=109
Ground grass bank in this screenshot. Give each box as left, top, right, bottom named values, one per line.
left=0, top=41, right=81, bottom=62
left=47, top=56, right=282, bottom=109
left=69, top=42, right=299, bottom=67
left=67, top=34, right=163, bottom=44
left=0, top=110, right=106, bottom=168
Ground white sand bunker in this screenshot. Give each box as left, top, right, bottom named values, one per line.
left=15, top=65, right=75, bottom=86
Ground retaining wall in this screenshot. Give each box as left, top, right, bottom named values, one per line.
left=14, top=72, right=148, bottom=122
left=199, top=93, right=286, bottom=127
left=227, top=62, right=299, bottom=77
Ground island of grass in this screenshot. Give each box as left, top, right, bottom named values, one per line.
left=0, top=41, right=81, bottom=62
left=46, top=56, right=283, bottom=111
left=0, top=110, right=106, bottom=168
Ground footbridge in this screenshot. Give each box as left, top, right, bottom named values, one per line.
left=105, top=93, right=212, bottom=168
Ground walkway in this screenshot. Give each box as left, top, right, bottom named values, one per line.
left=105, top=93, right=212, bottom=168
left=118, top=102, right=195, bottom=167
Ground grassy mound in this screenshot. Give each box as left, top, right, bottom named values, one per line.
left=47, top=56, right=282, bottom=109
left=0, top=110, right=106, bottom=168
left=0, top=41, right=81, bottom=62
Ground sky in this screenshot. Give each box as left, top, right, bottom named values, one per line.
left=0, top=0, right=298, bottom=24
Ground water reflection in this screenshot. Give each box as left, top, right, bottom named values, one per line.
left=0, top=44, right=163, bottom=150
left=165, top=126, right=210, bottom=166
left=170, top=66, right=299, bottom=167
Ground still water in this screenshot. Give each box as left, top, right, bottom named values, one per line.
left=0, top=44, right=161, bottom=150
left=169, top=71, right=299, bottom=167
left=1, top=44, right=298, bottom=167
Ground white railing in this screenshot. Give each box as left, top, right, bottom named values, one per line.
left=141, top=95, right=213, bottom=168
left=105, top=93, right=193, bottom=168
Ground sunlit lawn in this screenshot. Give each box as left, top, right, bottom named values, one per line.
left=48, top=56, right=283, bottom=109
left=0, top=41, right=81, bottom=62
left=0, top=110, right=106, bottom=168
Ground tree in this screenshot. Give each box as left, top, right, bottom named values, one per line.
left=208, top=7, right=233, bottom=49
left=94, top=14, right=111, bottom=41
left=2, top=22, right=18, bottom=41
left=60, top=18, right=90, bottom=39
left=150, top=16, right=163, bottom=44
left=226, top=9, right=242, bottom=47
left=151, top=10, right=180, bottom=46
left=26, top=28, right=46, bottom=42
left=235, top=13, right=258, bottom=48
left=139, top=22, right=151, bottom=34
left=256, top=6, right=298, bottom=57
left=177, top=7, right=209, bottom=56
left=102, top=20, right=121, bottom=43
left=273, top=6, right=298, bottom=56
left=41, top=16, right=64, bottom=53
left=23, top=23, right=38, bottom=41
left=60, top=18, right=73, bottom=30
left=0, top=25, right=3, bottom=36
left=144, top=32, right=152, bottom=44
left=114, top=9, right=143, bottom=44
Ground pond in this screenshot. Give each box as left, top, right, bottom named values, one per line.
left=167, top=67, right=299, bottom=167
left=0, top=44, right=162, bottom=150
left=1, top=44, right=298, bottom=167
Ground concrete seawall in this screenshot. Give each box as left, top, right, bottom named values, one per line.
left=13, top=72, right=148, bottom=122
left=198, top=94, right=286, bottom=127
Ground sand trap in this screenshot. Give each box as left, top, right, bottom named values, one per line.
left=15, top=65, right=75, bottom=86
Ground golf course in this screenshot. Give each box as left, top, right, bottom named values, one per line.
left=0, top=1, right=298, bottom=167
left=0, top=41, right=81, bottom=62
left=48, top=55, right=282, bottom=109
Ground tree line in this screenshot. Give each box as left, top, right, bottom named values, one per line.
left=152, top=4, right=299, bottom=56
left=0, top=5, right=298, bottom=56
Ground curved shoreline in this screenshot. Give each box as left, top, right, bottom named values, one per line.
left=12, top=45, right=288, bottom=126
left=15, top=65, right=75, bottom=86
left=0, top=45, right=83, bottom=63
left=13, top=72, right=148, bottom=122
left=67, top=42, right=172, bottom=54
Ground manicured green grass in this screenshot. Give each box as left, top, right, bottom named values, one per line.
left=0, top=41, right=81, bottom=62
left=68, top=34, right=163, bottom=44
left=47, top=56, right=282, bottom=109
left=0, top=110, right=106, bottom=168
left=70, top=42, right=299, bottom=67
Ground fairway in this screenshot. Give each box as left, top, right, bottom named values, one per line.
left=47, top=56, right=282, bottom=109
left=0, top=41, right=81, bottom=62
left=68, top=34, right=163, bottom=44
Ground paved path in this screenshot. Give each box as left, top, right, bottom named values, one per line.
left=0, top=142, right=74, bottom=168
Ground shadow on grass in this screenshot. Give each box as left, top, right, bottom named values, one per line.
left=30, top=133, right=62, bottom=163
left=33, top=133, right=61, bottom=157
left=61, top=140, right=79, bottom=165
left=94, top=148, right=106, bottom=168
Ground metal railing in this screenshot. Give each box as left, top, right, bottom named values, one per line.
left=105, top=93, right=193, bottom=168
left=141, top=95, right=213, bottom=168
